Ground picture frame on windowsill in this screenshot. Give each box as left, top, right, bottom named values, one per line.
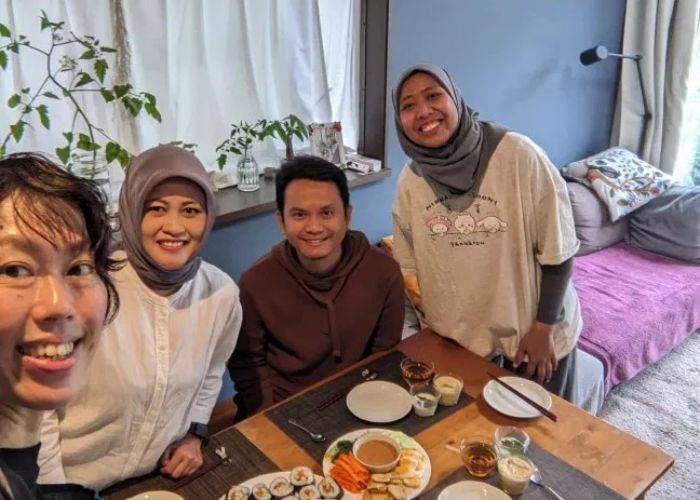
left=309, top=121, right=346, bottom=166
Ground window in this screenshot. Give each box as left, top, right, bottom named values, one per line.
left=676, top=32, right=700, bottom=186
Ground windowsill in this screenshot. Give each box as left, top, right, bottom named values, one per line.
left=214, top=168, right=392, bottom=226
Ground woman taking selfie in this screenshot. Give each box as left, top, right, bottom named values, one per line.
left=0, top=153, right=116, bottom=498
left=391, top=64, right=588, bottom=402
left=40, top=146, right=242, bottom=490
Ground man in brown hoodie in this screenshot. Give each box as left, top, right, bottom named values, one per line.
left=228, top=156, right=404, bottom=418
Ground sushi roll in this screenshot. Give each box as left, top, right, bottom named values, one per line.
left=317, top=477, right=341, bottom=499
left=251, top=483, right=272, bottom=500
left=298, top=485, right=320, bottom=500
left=227, top=485, right=250, bottom=500
left=280, top=496, right=299, bottom=500
left=289, top=466, right=314, bottom=487
left=269, top=476, right=294, bottom=497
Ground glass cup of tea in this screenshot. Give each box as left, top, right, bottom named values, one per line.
left=409, top=382, right=441, bottom=417
left=460, top=439, right=498, bottom=478
left=400, top=358, right=435, bottom=387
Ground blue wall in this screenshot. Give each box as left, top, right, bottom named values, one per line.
left=210, top=0, right=625, bottom=401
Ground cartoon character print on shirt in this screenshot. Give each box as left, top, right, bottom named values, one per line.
left=424, top=192, right=508, bottom=248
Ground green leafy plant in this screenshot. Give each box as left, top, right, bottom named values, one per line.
left=0, top=11, right=162, bottom=171
left=260, top=113, right=309, bottom=160
left=215, top=120, right=265, bottom=170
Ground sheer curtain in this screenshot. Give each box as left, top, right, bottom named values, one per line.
left=610, top=0, right=700, bottom=178
left=0, top=0, right=360, bottom=172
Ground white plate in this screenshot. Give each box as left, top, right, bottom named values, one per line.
left=482, top=376, right=552, bottom=419
left=438, top=480, right=510, bottom=500
left=235, top=471, right=331, bottom=497
left=322, top=428, right=431, bottom=500
left=346, top=380, right=412, bottom=423
left=128, top=492, right=185, bottom=500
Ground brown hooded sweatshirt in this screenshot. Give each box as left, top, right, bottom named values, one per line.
left=228, top=231, right=405, bottom=418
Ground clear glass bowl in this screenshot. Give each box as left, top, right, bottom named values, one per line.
left=494, top=425, right=531, bottom=457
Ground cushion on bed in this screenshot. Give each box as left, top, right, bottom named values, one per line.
left=563, top=147, right=674, bottom=221
left=627, top=185, right=700, bottom=264
left=567, top=182, right=628, bottom=256
left=573, top=243, right=700, bottom=393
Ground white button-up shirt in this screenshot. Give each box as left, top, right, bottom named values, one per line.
left=38, top=256, right=241, bottom=490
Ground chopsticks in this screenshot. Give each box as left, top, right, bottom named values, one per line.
left=487, top=372, right=558, bottom=422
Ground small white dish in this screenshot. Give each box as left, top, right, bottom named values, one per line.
left=128, top=492, right=185, bottom=500
left=483, top=376, right=552, bottom=419
left=438, top=480, right=510, bottom=500
left=351, top=431, right=401, bottom=472
left=346, top=380, right=412, bottom=423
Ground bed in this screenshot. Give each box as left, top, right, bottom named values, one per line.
left=573, top=242, right=700, bottom=393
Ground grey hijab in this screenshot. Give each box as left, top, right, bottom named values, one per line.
left=119, top=146, right=216, bottom=292
left=392, top=64, right=508, bottom=197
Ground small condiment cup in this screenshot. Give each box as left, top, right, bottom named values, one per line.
left=409, top=381, right=441, bottom=417
left=494, top=425, right=530, bottom=457
left=433, top=372, right=463, bottom=406
left=497, top=454, right=535, bottom=495
left=352, top=432, right=401, bottom=473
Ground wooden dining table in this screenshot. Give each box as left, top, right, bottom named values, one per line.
left=107, top=329, right=673, bottom=499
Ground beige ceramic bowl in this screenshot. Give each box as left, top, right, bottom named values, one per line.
left=352, top=432, right=401, bottom=473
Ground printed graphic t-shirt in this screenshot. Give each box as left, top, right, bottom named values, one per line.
left=392, top=132, right=582, bottom=360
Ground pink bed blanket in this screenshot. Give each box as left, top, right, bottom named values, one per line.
left=573, top=243, right=700, bottom=393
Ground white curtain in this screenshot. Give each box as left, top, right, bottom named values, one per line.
left=0, top=0, right=360, bottom=172
left=611, top=0, right=700, bottom=176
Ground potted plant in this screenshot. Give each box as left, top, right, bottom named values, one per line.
left=260, top=114, right=310, bottom=160
left=0, top=11, right=162, bottom=177
left=215, top=120, right=265, bottom=192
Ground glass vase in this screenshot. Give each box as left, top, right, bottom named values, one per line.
left=237, top=149, right=260, bottom=192
left=71, top=154, right=113, bottom=205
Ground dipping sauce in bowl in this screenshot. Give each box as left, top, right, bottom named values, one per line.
left=433, top=373, right=463, bottom=406
left=497, top=455, right=534, bottom=495
left=352, top=433, right=401, bottom=472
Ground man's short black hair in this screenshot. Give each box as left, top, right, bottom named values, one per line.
left=0, top=152, right=121, bottom=322
left=275, top=155, right=350, bottom=215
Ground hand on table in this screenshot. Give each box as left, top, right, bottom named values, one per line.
left=513, top=320, right=558, bottom=384
left=160, top=434, right=204, bottom=479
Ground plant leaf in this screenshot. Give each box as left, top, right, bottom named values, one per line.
left=105, top=141, right=120, bottom=163
left=79, top=49, right=96, bottom=60
left=76, top=133, right=100, bottom=151
left=7, top=94, right=20, bottom=108
left=144, top=102, right=161, bottom=122
left=217, top=154, right=227, bottom=170
left=42, top=91, right=59, bottom=99
left=8, top=42, right=19, bottom=54
left=0, top=23, right=10, bottom=37
left=62, top=132, right=74, bottom=143
left=100, top=46, right=117, bottom=53
left=10, top=122, right=24, bottom=142
left=75, top=72, right=93, bottom=87
left=143, top=92, right=156, bottom=106
left=40, top=15, right=50, bottom=31
left=94, top=59, right=107, bottom=83
left=113, top=84, right=131, bottom=98
left=122, top=96, right=142, bottom=116
left=0, top=51, right=6, bottom=70
left=36, top=104, right=50, bottom=129
left=100, top=89, right=115, bottom=102
left=55, top=146, right=70, bottom=164
left=117, top=148, right=130, bottom=169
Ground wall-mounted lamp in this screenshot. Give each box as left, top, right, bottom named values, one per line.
left=580, top=45, right=651, bottom=155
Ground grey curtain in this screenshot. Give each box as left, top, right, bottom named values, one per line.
left=611, top=0, right=700, bottom=174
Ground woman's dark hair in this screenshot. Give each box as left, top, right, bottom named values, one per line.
left=0, top=152, right=122, bottom=322
left=275, top=155, right=350, bottom=216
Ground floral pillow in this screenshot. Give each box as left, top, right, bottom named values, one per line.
left=563, top=147, right=675, bottom=222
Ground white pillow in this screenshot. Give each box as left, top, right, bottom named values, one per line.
left=563, top=147, right=674, bottom=222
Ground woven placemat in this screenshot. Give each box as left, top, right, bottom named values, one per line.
left=103, top=427, right=279, bottom=499
left=266, top=350, right=473, bottom=462
left=421, top=442, right=624, bottom=500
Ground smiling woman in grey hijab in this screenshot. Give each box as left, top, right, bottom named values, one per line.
left=390, top=65, right=600, bottom=413
left=392, top=63, right=507, bottom=197
left=38, top=146, right=243, bottom=489
left=119, top=145, right=216, bottom=292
